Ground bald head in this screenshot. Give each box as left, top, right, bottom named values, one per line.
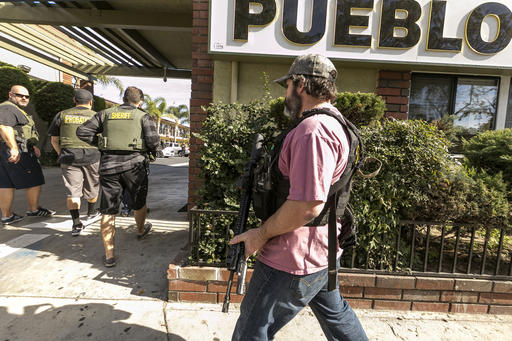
left=8, top=85, right=30, bottom=108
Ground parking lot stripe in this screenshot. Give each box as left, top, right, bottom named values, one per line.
left=0, top=234, right=50, bottom=259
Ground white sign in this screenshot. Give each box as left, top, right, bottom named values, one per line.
left=209, top=0, right=512, bottom=69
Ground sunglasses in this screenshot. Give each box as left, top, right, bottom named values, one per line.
left=12, top=93, right=30, bottom=99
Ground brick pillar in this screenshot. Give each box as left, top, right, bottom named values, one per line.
left=61, top=59, right=73, bottom=86
left=80, top=80, right=94, bottom=95
left=189, top=0, right=214, bottom=206
left=376, top=70, right=411, bottom=120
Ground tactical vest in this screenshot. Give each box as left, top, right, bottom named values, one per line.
left=98, top=107, right=147, bottom=152
left=59, top=107, right=97, bottom=149
left=0, top=100, right=39, bottom=146
left=253, top=107, right=364, bottom=227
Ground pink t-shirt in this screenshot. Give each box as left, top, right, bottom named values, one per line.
left=258, top=104, right=349, bottom=275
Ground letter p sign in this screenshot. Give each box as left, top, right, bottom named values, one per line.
left=234, top=0, right=277, bottom=41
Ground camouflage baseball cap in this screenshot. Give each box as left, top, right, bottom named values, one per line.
left=274, top=54, right=337, bottom=88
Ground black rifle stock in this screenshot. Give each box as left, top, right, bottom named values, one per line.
left=222, top=134, right=263, bottom=313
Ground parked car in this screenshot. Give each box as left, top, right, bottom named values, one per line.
left=162, top=142, right=181, bottom=157
left=178, top=146, right=190, bottom=157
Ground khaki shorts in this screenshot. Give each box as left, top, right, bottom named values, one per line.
left=61, top=162, right=100, bottom=199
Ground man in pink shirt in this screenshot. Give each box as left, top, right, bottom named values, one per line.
left=230, top=54, right=368, bottom=340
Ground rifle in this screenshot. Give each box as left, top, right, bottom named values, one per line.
left=222, top=133, right=263, bottom=313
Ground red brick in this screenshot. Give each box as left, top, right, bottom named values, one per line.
left=376, top=88, right=401, bottom=96
left=379, top=80, right=410, bottom=88
left=179, top=292, right=217, bottom=303
left=386, top=96, right=409, bottom=105
left=493, top=281, right=512, bottom=293
left=339, top=273, right=376, bottom=287
left=403, top=290, right=440, bottom=301
left=412, top=302, right=450, bottom=312
left=385, top=112, right=408, bottom=120
left=386, top=104, right=401, bottom=112
left=416, top=277, right=454, bottom=290
left=379, top=71, right=403, bottom=80
left=374, top=300, right=411, bottom=311
left=208, top=281, right=237, bottom=293
left=402, top=72, right=411, bottom=81
left=455, top=279, right=493, bottom=292
left=376, top=275, right=415, bottom=289
left=218, top=293, right=245, bottom=304
left=179, top=267, right=219, bottom=281
left=346, top=299, right=373, bottom=309
left=480, top=293, right=512, bottom=304
left=340, top=286, right=364, bottom=298
left=489, top=305, right=512, bottom=315
left=365, top=287, right=402, bottom=300
left=169, top=280, right=207, bottom=292
left=219, top=268, right=253, bottom=282
left=400, top=105, right=409, bottom=112
left=450, top=303, right=488, bottom=314
left=441, top=291, right=478, bottom=303
left=401, top=88, right=410, bottom=97
left=167, top=264, right=179, bottom=279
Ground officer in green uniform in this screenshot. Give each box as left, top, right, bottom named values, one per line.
left=0, top=85, right=55, bottom=225
left=76, top=86, right=160, bottom=267
left=48, top=89, right=101, bottom=236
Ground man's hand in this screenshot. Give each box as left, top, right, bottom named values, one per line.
left=33, top=146, right=41, bottom=158
left=229, top=227, right=268, bottom=259
left=8, top=148, right=20, bottom=163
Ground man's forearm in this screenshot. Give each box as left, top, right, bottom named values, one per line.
left=0, top=125, right=19, bottom=151
left=259, top=199, right=325, bottom=241
left=50, top=136, right=61, bottom=155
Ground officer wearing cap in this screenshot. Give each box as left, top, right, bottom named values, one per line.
left=230, top=54, right=368, bottom=340
left=0, top=85, right=55, bottom=225
left=76, top=86, right=160, bottom=268
left=48, top=89, right=100, bottom=236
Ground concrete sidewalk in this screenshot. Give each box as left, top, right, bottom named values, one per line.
left=1, top=159, right=512, bottom=340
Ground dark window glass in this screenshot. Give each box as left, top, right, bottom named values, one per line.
left=453, top=78, right=498, bottom=133
left=410, top=74, right=499, bottom=133
left=506, top=79, right=512, bottom=128
left=410, top=75, right=453, bottom=121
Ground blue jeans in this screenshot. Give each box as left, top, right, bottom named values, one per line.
left=232, top=260, right=368, bottom=341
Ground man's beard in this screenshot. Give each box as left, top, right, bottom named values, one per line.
left=284, top=87, right=302, bottom=120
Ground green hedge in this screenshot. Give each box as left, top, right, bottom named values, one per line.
left=192, top=92, right=511, bottom=267
left=0, top=66, right=33, bottom=101
left=33, top=82, right=75, bottom=123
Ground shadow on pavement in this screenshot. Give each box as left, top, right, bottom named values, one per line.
left=0, top=302, right=185, bottom=341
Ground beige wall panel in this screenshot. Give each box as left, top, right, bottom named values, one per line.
left=213, top=60, right=378, bottom=104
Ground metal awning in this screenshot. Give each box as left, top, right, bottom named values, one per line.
left=0, top=0, right=192, bottom=80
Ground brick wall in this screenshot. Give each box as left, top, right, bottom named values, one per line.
left=189, top=0, right=213, bottom=206
left=168, top=265, right=512, bottom=315
left=376, top=70, right=411, bottom=120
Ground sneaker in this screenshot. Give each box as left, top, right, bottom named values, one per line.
left=71, top=223, right=83, bottom=237
left=103, top=256, right=116, bottom=268
left=1, top=213, right=24, bottom=225
left=86, top=210, right=101, bottom=221
left=26, top=207, right=56, bottom=217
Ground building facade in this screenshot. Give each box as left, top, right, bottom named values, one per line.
left=189, top=0, right=512, bottom=204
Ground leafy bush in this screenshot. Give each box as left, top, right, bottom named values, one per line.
left=33, top=82, right=74, bottom=123
left=93, top=95, right=106, bottom=112
left=0, top=66, right=33, bottom=101
left=334, top=92, right=386, bottom=127
left=462, top=129, right=512, bottom=185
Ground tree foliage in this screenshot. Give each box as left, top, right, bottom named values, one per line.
left=0, top=66, right=33, bottom=102
left=33, top=82, right=75, bottom=123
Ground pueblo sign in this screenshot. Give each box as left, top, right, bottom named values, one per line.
left=209, top=0, right=512, bottom=69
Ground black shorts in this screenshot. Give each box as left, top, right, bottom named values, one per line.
left=99, top=162, right=148, bottom=215
left=0, top=150, right=45, bottom=189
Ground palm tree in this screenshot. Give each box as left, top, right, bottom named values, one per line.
left=95, top=75, right=124, bottom=96
left=164, top=104, right=189, bottom=125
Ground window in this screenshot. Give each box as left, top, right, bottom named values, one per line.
left=410, top=74, right=499, bottom=133
left=506, top=79, right=512, bottom=128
